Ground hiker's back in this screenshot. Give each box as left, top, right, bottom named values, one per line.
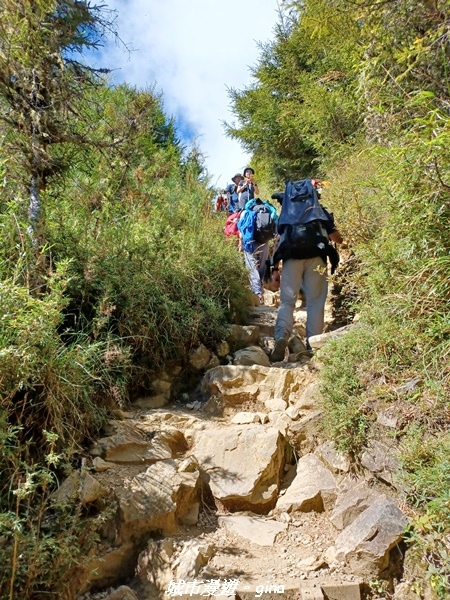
left=276, top=178, right=330, bottom=261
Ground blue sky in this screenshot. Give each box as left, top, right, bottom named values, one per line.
left=90, top=0, right=280, bottom=189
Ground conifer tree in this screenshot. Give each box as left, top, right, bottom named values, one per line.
left=0, top=0, right=117, bottom=240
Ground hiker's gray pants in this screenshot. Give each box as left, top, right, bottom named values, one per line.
left=275, top=256, right=328, bottom=341
left=243, top=242, right=270, bottom=296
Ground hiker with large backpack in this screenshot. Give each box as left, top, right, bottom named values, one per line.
left=237, top=197, right=278, bottom=304
left=269, top=178, right=342, bottom=361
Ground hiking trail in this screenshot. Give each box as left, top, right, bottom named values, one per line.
left=68, top=291, right=409, bottom=600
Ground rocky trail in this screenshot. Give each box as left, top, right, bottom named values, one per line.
left=65, top=292, right=412, bottom=600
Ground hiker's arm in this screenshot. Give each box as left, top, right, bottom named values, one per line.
left=329, top=230, right=343, bottom=244
left=253, top=182, right=259, bottom=195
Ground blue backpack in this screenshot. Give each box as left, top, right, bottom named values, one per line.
left=238, top=199, right=278, bottom=252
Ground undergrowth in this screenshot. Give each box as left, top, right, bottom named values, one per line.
left=319, top=142, right=450, bottom=597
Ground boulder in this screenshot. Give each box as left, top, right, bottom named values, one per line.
left=227, top=324, right=260, bottom=350
left=285, top=405, right=300, bottom=420
left=205, top=354, right=220, bottom=370
left=115, top=459, right=200, bottom=540
left=330, top=481, right=381, bottom=530
left=180, top=502, right=200, bottom=526
left=189, top=344, right=212, bottom=370
left=74, top=542, right=136, bottom=596
left=230, top=412, right=262, bottom=424
left=296, top=555, right=327, bottom=572
left=321, top=583, right=361, bottom=600
left=308, top=325, right=352, bottom=350
left=106, top=586, right=139, bottom=600
left=52, top=470, right=107, bottom=505
left=201, top=365, right=313, bottom=407
left=361, top=440, right=400, bottom=485
left=287, top=411, right=323, bottom=453
left=92, top=456, right=114, bottom=472
left=276, top=453, right=337, bottom=513
left=258, top=323, right=276, bottom=337
left=192, top=425, right=285, bottom=512
left=293, top=323, right=307, bottom=338
left=173, top=540, right=215, bottom=579
left=288, top=335, right=307, bottom=354
left=137, top=539, right=173, bottom=591
left=316, top=441, right=350, bottom=473
left=265, top=397, right=288, bottom=412
left=300, top=584, right=324, bottom=600
left=89, top=424, right=185, bottom=465
left=152, top=378, right=172, bottom=396
left=268, top=411, right=292, bottom=435
left=295, top=381, right=322, bottom=410
left=376, top=409, right=399, bottom=429
left=288, top=352, right=311, bottom=364
left=334, top=495, right=409, bottom=575
left=216, top=340, right=230, bottom=357
left=218, top=515, right=287, bottom=547
left=233, top=346, right=271, bottom=367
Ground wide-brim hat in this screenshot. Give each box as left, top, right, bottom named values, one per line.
left=232, top=173, right=243, bottom=182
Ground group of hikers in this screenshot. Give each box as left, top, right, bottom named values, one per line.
left=218, top=167, right=343, bottom=361
left=215, top=170, right=259, bottom=213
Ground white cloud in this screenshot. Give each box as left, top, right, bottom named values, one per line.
left=95, top=0, right=279, bottom=189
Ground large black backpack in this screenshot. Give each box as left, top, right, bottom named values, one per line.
left=284, top=220, right=329, bottom=259
left=275, top=178, right=331, bottom=261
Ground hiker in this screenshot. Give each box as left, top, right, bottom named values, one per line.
left=223, top=208, right=242, bottom=245
left=269, top=178, right=342, bottom=361
left=237, top=167, right=260, bottom=209
left=225, top=173, right=243, bottom=214
left=215, top=192, right=228, bottom=212
left=238, top=197, right=278, bottom=304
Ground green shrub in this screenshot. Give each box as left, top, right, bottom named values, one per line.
left=400, top=429, right=450, bottom=597
left=319, top=325, right=374, bottom=457
left=44, top=159, right=249, bottom=382
left=0, top=421, right=111, bottom=599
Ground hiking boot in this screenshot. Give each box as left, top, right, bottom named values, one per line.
left=271, top=337, right=288, bottom=362
left=305, top=339, right=314, bottom=358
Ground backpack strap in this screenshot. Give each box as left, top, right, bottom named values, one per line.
left=262, top=200, right=278, bottom=222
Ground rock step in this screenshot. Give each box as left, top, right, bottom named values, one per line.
left=74, top=316, right=410, bottom=600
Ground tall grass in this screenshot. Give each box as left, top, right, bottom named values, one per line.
left=318, top=141, right=450, bottom=596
